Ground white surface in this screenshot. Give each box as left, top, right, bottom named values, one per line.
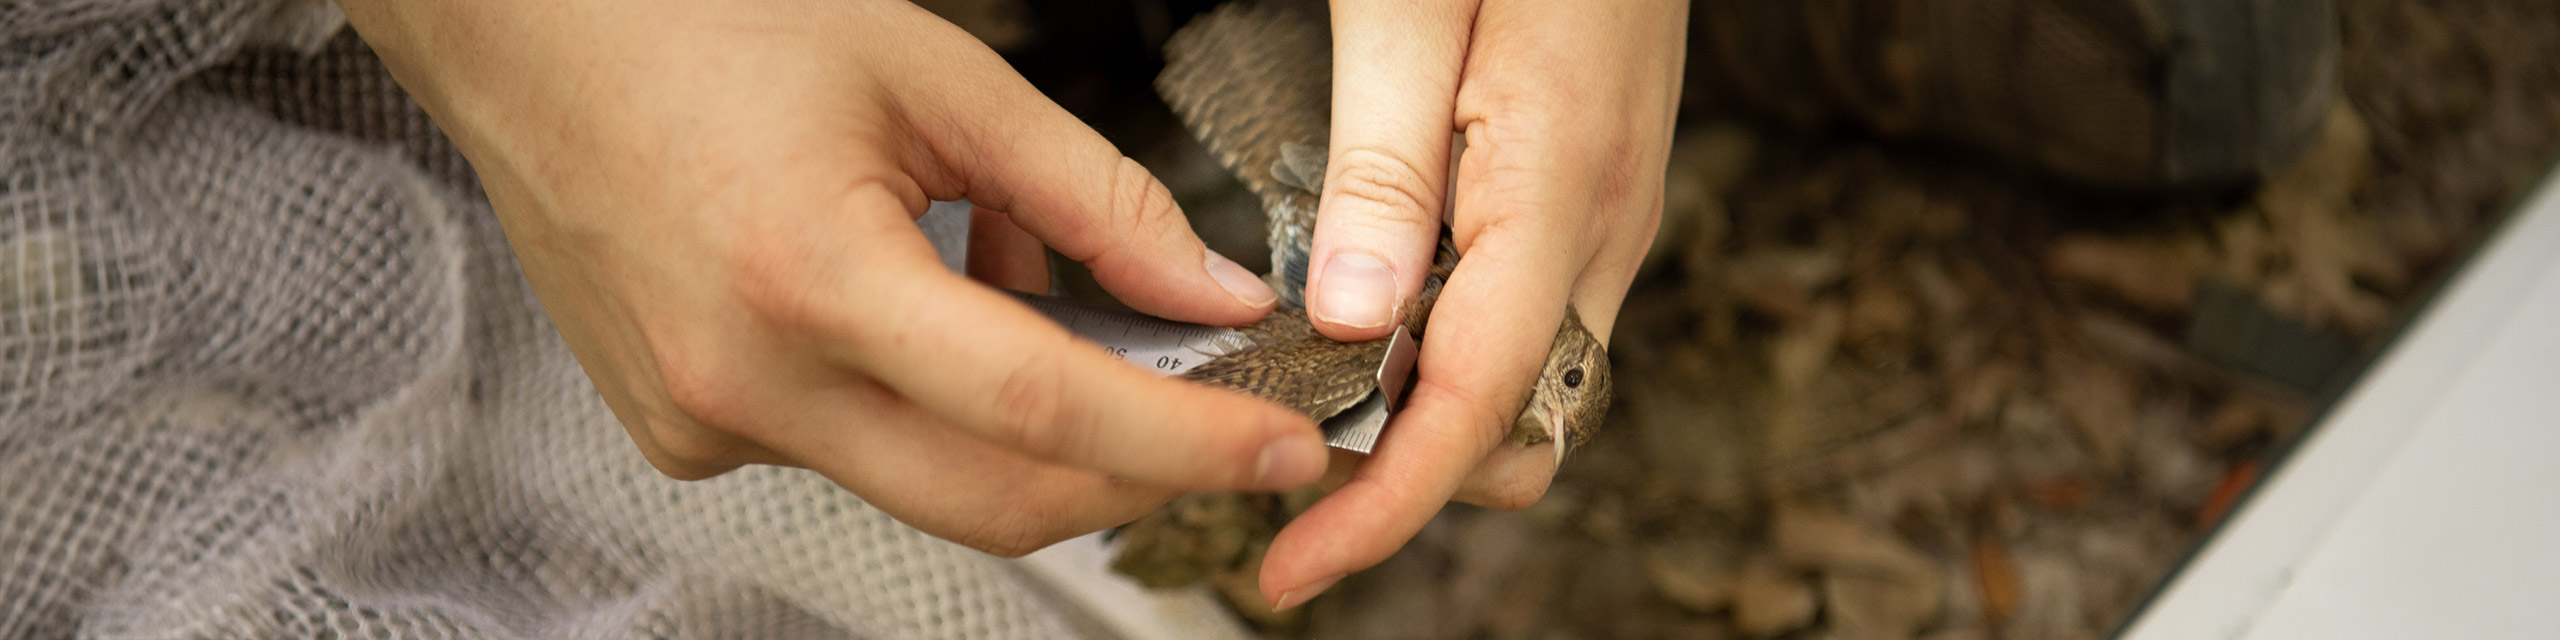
left=1014, top=533, right=1257, bottom=640
left=2123, top=171, right=2560, bottom=639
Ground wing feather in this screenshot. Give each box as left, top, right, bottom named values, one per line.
left=1180, top=311, right=1383, bottom=420
left=1157, top=1, right=1333, bottom=308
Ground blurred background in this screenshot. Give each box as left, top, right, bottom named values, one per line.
left=923, top=1, right=2560, bottom=638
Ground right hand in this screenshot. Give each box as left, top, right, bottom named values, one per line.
left=336, top=0, right=1329, bottom=556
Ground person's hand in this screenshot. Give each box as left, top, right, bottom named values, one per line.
left=335, top=0, right=1332, bottom=555
left=1263, top=0, right=1688, bottom=607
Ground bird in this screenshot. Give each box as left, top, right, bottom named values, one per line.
left=1157, top=0, right=1612, bottom=463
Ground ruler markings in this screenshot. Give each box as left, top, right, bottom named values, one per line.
left=1010, top=292, right=1385, bottom=453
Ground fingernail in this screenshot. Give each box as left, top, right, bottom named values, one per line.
left=1311, top=252, right=1396, bottom=329
left=1271, top=574, right=1345, bottom=611
left=1252, top=435, right=1326, bottom=489
left=1206, top=251, right=1278, bottom=308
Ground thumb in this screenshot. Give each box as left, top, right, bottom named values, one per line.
left=1303, top=0, right=1475, bottom=342
left=899, top=37, right=1276, bottom=326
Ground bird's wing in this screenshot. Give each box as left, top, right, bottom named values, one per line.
left=1180, top=311, right=1384, bottom=420
left=1157, top=0, right=1332, bottom=309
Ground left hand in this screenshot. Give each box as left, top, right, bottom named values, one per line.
left=1263, top=0, right=1689, bottom=608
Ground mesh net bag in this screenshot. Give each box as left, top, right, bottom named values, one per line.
left=0, top=2, right=1102, bottom=637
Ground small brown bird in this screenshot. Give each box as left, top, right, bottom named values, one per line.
left=1160, top=1, right=1611, bottom=462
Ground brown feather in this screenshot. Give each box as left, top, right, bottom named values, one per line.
left=1161, top=1, right=1615, bottom=455
left=1181, top=310, right=1385, bottom=421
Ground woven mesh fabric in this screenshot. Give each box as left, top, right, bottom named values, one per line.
left=1, top=2, right=1086, bottom=638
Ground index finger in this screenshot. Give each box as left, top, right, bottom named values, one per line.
left=1259, top=215, right=1583, bottom=607
left=773, top=191, right=1330, bottom=493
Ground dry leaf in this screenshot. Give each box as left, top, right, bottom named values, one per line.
left=1733, top=556, right=1819, bottom=637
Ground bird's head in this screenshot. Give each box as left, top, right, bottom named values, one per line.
left=1514, top=308, right=1612, bottom=466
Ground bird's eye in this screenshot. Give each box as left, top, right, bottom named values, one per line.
left=1563, top=368, right=1584, bottom=389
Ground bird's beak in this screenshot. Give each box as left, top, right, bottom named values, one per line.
left=1546, top=406, right=1568, bottom=468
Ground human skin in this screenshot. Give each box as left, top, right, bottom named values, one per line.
left=332, top=0, right=1683, bottom=607
left=334, top=0, right=1326, bottom=556
left=1269, top=0, right=1685, bottom=609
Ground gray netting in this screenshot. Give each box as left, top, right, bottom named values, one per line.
left=0, top=2, right=1094, bottom=637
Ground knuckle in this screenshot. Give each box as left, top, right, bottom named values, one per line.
left=1326, top=148, right=1444, bottom=223
left=649, top=349, right=779, bottom=470
left=726, top=179, right=914, bottom=337
left=726, top=232, right=869, bottom=342
left=632, top=415, right=749, bottom=481
left=729, top=248, right=816, bottom=328
left=657, top=354, right=748, bottom=435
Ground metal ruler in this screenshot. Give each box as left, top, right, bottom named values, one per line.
left=1010, top=293, right=1405, bottom=453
